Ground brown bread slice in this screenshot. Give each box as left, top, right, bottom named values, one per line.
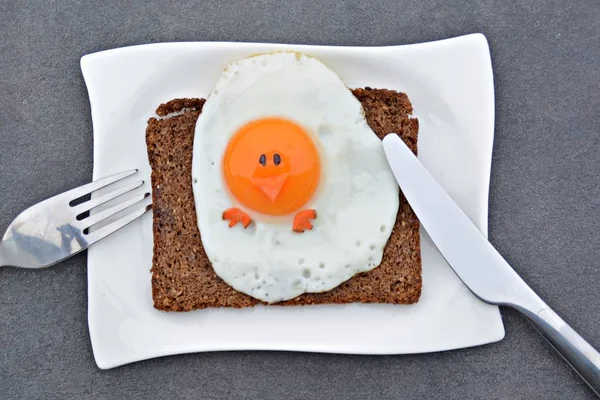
left=146, top=88, right=421, bottom=311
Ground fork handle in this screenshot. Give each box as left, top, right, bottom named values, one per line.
left=515, top=305, right=600, bottom=396
left=0, top=242, right=8, bottom=267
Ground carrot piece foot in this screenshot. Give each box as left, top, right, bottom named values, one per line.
left=292, top=209, right=317, bottom=233
left=222, top=208, right=252, bottom=228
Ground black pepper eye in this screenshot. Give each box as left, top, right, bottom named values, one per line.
left=259, top=154, right=266, bottom=166
left=273, top=153, right=281, bottom=166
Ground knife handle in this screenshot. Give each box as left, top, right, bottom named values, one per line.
left=516, top=306, right=600, bottom=396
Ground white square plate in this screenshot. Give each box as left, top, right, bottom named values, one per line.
left=81, top=33, right=504, bottom=369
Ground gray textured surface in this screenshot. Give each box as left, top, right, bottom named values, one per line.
left=0, top=0, right=599, bottom=398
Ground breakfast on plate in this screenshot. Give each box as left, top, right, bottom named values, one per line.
left=145, top=51, right=421, bottom=311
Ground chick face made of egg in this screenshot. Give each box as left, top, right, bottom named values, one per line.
left=221, top=117, right=320, bottom=233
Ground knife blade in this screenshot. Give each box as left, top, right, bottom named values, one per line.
left=382, top=133, right=600, bottom=396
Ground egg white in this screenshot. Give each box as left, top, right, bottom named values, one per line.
left=191, top=51, right=399, bottom=303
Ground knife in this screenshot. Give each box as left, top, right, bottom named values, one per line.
left=382, top=133, right=600, bottom=396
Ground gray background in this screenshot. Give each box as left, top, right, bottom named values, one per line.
left=0, top=0, right=599, bottom=398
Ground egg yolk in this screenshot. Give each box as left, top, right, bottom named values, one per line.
left=222, top=117, right=321, bottom=216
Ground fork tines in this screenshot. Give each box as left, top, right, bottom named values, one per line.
left=69, top=169, right=151, bottom=244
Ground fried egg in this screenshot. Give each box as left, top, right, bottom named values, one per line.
left=191, top=51, right=399, bottom=303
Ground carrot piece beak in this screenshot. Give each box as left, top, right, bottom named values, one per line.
left=252, top=175, right=287, bottom=201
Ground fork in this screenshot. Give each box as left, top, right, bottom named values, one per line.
left=0, top=169, right=151, bottom=268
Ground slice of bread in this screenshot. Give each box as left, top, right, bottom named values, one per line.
left=146, top=88, right=421, bottom=311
